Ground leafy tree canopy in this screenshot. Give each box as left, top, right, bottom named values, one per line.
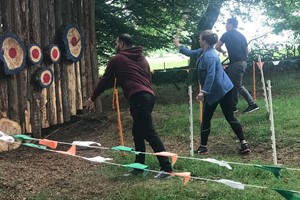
left=96, top=0, right=224, bottom=63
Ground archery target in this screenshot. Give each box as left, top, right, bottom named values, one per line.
left=62, top=24, right=84, bottom=62
left=67, top=28, right=81, bottom=58
left=36, top=67, right=54, bottom=88
left=0, top=33, right=26, bottom=75
left=28, top=44, right=43, bottom=64
left=50, top=45, right=60, bottom=63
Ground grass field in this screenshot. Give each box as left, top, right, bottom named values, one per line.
left=93, top=70, right=300, bottom=200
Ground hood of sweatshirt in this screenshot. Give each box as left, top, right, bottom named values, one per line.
left=118, top=46, right=145, bottom=61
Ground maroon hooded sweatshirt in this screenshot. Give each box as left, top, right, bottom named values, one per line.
left=91, top=46, right=154, bottom=101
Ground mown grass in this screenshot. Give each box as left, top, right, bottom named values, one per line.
left=92, top=70, right=300, bottom=200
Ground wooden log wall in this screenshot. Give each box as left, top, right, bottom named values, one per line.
left=0, top=0, right=101, bottom=138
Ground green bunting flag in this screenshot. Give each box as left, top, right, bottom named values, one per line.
left=23, top=143, right=47, bottom=149
left=13, top=134, right=34, bottom=140
left=273, top=188, right=300, bottom=200
left=123, top=163, right=149, bottom=175
left=111, top=145, right=134, bottom=152
left=254, top=165, right=284, bottom=179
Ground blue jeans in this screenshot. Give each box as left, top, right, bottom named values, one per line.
left=129, top=92, right=172, bottom=172
left=226, top=61, right=255, bottom=107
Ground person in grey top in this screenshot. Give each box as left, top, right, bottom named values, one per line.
left=216, top=17, right=259, bottom=113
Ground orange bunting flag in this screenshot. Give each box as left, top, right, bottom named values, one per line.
left=39, top=139, right=58, bottom=149
left=154, top=152, right=178, bottom=166
left=171, top=172, right=191, bottom=186
left=256, top=62, right=264, bottom=69
left=56, top=145, right=76, bottom=156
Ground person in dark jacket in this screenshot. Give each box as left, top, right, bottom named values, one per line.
left=174, top=30, right=251, bottom=154
left=85, top=33, right=172, bottom=179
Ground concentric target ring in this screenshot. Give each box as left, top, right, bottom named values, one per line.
left=0, top=33, right=26, bottom=75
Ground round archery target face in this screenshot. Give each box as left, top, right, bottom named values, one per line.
left=37, top=67, right=54, bottom=88
left=67, top=27, right=82, bottom=58
left=2, top=37, right=24, bottom=70
left=50, top=45, right=60, bottom=63
left=28, top=44, right=42, bottom=64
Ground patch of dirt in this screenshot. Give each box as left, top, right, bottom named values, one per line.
left=1, top=91, right=300, bottom=200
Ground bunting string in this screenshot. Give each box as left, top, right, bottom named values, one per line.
left=2, top=133, right=300, bottom=199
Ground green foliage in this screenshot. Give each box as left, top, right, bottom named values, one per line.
left=261, top=0, right=300, bottom=36
left=96, top=0, right=226, bottom=64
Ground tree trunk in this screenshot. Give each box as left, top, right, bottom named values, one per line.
left=40, top=1, right=50, bottom=128
left=89, top=0, right=102, bottom=112
left=54, top=0, right=65, bottom=124
left=77, top=0, right=88, bottom=106
left=13, top=0, right=30, bottom=132
left=0, top=2, right=8, bottom=118
left=28, top=0, right=42, bottom=138
left=0, top=118, right=22, bottom=152
left=190, top=0, right=225, bottom=68
left=83, top=0, right=93, bottom=103
left=48, top=0, right=58, bottom=125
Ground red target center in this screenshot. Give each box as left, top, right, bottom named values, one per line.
left=71, top=37, right=78, bottom=46
left=52, top=49, right=58, bottom=59
left=32, top=49, right=40, bottom=59
left=42, top=73, right=51, bottom=84
left=9, top=48, right=17, bottom=58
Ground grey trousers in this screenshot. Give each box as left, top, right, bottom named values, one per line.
left=226, top=61, right=255, bottom=107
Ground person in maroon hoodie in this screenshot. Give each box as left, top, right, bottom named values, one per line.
left=85, top=33, right=172, bottom=179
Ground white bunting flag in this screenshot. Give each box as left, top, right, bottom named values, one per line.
left=72, top=141, right=101, bottom=147
left=83, top=156, right=113, bottom=163
left=216, top=179, right=245, bottom=190
left=0, top=131, right=15, bottom=143
left=201, top=158, right=232, bottom=170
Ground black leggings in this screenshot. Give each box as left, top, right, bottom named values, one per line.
left=200, top=89, right=245, bottom=146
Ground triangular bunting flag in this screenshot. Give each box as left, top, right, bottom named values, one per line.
left=23, top=143, right=47, bottom=149
left=39, top=139, right=58, bottom=149
left=216, top=179, right=245, bottom=190
left=83, top=156, right=113, bottom=163
left=201, top=158, right=232, bottom=170
left=72, top=141, right=101, bottom=147
left=154, top=152, right=178, bottom=166
left=111, top=146, right=134, bottom=152
left=273, top=188, right=300, bottom=200
left=171, top=172, right=191, bottom=185
left=56, top=145, right=76, bottom=156
left=13, top=134, right=34, bottom=140
left=254, top=165, right=284, bottom=179
left=0, top=132, right=15, bottom=143
left=123, top=163, right=148, bottom=175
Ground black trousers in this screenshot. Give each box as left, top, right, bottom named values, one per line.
left=129, top=92, right=172, bottom=172
left=200, top=89, right=245, bottom=146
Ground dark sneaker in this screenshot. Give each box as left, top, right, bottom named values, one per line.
left=233, top=107, right=238, bottom=113
left=243, top=104, right=259, bottom=113
left=124, top=169, right=144, bottom=177
left=241, top=143, right=251, bottom=154
left=153, top=171, right=172, bottom=180
left=194, top=145, right=208, bottom=155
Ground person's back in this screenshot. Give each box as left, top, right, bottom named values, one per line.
left=110, top=46, right=154, bottom=99
left=220, top=29, right=247, bottom=63
left=215, top=17, right=259, bottom=113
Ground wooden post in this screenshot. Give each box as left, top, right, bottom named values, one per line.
left=252, top=61, right=256, bottom=101
left=40, top=1, right=50, bottom=128
left=28, top=0, right=42, bottom=137
left=54, top=0, right=65, bottom=124
left=48, top=0, right=58, bottom=125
